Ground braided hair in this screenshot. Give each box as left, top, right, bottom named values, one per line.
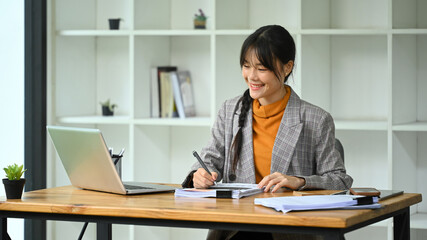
left=230, top=25, right=296, bottom=172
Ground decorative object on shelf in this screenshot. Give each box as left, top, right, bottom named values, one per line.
left=193, top=9, right=207, bottom=29
left=3, top=163, right=27, bottom=199
left=100, top=99, right=117, bottom=116
left=108, top=18, right=122, bottom=30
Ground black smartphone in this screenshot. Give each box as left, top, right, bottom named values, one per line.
left=349, top=188, right=381, bottom=196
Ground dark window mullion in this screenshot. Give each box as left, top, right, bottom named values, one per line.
left=24, top=0, right=47, bottom=239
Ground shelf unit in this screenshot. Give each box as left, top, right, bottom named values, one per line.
left=48, top=0, right=427, bottom=239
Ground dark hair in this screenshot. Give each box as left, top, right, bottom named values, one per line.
left=231, top=25, right=296, bottom=172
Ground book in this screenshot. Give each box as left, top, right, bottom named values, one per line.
left=150, top=66, right=177, bottom=118
left=159, top=71, right=174, bottom=118
left=254, top=195, right=381, bottom=213
left=170, top=71, right=196, bottom=118
left=150, top=68, right=160, bottom=118
left=174, top=183, right=263, bottom=199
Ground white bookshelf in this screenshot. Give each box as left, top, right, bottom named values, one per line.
left=48, top=0, right=427, bottom=239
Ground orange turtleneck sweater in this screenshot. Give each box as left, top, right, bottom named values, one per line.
left=252, top=85, right=291, bottom=183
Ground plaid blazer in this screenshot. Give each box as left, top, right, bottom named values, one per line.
left=191, top=87, right=353, bottom=190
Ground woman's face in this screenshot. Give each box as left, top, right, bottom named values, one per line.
left=242, top=49, right=286, bottom=106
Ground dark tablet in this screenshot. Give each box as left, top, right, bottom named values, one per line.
left=379, top=190, right=404, bottom=201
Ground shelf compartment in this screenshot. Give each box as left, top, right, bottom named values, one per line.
left=392, top=132, right=427, bottom=213
left=57, top=30, right=132, bottom=36
left=97, top=125, right=131, bottom=179
left=170, top=126, right=211, bottom=182
left=133, top=30, right=212, bottom=36
left=302, top=0, right=388, bottom=30
left=215, top=35, right=248, bottom=112
left=56, top=116, right=130, bottom=125
left=345, top=225, right=388, bottom=239
left=356, top=210, right=427, bottom=229
left=411, top=213, right=427, bottom=229
left=215, top=0, right=298, bottom=30
left=393, top=122, right=427, bottom=132
left=392, top=29, right=427, bottom=35
left=335, top=131, right=389, bottom=189
left=134, top=0, right=213, bottom=30
left=392, top=35, right=427, bottom=125
left=58, top=30, right=214, bottom=37
left=133, top=126, right=172, bottom=183
left=134, top=117, right=211, bottom=127
left=55, top=0, right=131, bottom=30
left=133, top=35, right=211, bottom=119
left=55, top=36, right=130, bottom=118
left=214, top=30, right=257, bottom=36
left=301, top=35, right=388, bottom=121
left=393, top=0, right=427, bottom=29
left=300, top=29, right=389, bottom=35
left=335, top=120, right=388, bottom=131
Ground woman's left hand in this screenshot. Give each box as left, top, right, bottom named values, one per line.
left=258, top=172, right=306, bottom=193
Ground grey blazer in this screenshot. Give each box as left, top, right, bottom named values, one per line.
left=190, top=88, right=353, bottom=190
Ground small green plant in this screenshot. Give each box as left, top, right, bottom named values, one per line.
left=100, top=99, right=118, bottom=112
left=3, top=164, right=27, bottom=180
left=194, top=8, right=207, bottom=21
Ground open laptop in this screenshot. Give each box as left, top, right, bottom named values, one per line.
left=47, top=126, right=176, bottom=195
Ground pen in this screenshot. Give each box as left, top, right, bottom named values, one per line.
left=192, top=150, right=216, bottom=185
left=113, top=148, right=125, bottom=165
left=331, top=190, right=348, bottom=195
left=118, top=148, right=125, bottom=157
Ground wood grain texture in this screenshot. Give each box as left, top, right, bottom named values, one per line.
left=0, top=186, right=422, bottom=228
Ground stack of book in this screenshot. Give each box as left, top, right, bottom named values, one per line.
left=150, top=66, right=196, bottom=119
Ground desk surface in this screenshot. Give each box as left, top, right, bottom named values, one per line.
left=0, top=186, right=422, bottom=229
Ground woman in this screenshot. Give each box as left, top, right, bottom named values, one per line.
left=182, top=25, right=353, bottom=240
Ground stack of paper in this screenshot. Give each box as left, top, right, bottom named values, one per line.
left=254, top=195, right=381, bottom=213
left=175, top=183, right=264, bottom=199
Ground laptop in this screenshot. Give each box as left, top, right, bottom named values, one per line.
left=47, top=126, right=176, bottom=195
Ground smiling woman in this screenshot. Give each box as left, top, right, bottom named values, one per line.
left=182, top=25, right=353, bottom=240
left=240, top=25, right=295, bottom=106
left=242, top=51, right=288, bottom=106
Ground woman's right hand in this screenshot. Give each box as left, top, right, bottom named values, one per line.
left=193, top=168, right=218, bottom=188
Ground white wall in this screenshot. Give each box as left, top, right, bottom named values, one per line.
left=0, top=0, right=25, bottom=239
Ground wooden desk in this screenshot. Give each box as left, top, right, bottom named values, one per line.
left=0, top=186, right=422, bottom=240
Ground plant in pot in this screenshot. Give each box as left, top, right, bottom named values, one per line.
left=194, top=8, right=207, bottom=29
left=3, top=164, right=27, bottom=199
left=100, top=99, right=117, bottom=116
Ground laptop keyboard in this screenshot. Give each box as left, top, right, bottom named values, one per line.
left=124, top=184, right=153, bottom=190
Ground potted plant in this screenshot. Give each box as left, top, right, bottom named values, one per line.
left=100, top=99, right=117, bottom=116
left=194, top=9, right=207, bottom=29
left=3, top=163, right=27, bottom=199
